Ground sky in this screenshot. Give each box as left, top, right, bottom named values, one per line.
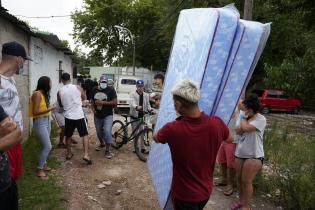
left=2, top=0, right=89, bottom=52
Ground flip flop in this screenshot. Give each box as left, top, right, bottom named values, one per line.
left=66, top=153, right=74, bottom=160
left=224, top=188, right=234, bottom=196
left=82, top=157, right=92, bottom=165
left=230, top=202, right=241, bottom=210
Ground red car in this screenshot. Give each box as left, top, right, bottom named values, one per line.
left=252, top=89, right=302, bottom=114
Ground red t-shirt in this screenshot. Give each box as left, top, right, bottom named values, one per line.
left=156, top=113, right=229, bottom=202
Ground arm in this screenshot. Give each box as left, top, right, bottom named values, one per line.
left=129, top=92, right=138, bottom=109
left=77, top=85, right=86, bottom=101
left=101, top=98, right=117, bottom=106
left=239, top=118, right=257, bottom=132
left=32, top=92, right=53, bottom=116
left=225, top=128, right=234, bottom=143
left=146, top=93, right=153, bottom=112
left=0, top=117, right=22, bottom=151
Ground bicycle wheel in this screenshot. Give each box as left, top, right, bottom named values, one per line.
left=112, top=120, right=127, bottom=149
left=134, top=127, right=153, bottom=162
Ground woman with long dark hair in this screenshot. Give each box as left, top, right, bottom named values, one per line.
left=231, top=94, right=267, bottom=210
left=29, top=76, right=55, bottom=177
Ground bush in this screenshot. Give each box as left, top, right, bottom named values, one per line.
left=260, top=122, right=315, bottom=210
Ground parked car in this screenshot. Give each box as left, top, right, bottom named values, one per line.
left=252, top=89, right=302, bottom=114
left=114, top=75, right=140, bottom=110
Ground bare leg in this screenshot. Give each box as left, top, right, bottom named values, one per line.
left=235, top=158, right=245, bottom=204
left=82, top=135, right=90, bottom=159
left=220, top=163, right=227, bottom=183
left=224, top=167, right=235, bottom=195
left=59, top=127, right=65, bottom=145
left=240, top=159, right=262, bottom=210
left=66, top=137, right=72, bottom=158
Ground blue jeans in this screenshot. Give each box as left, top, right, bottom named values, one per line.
left=33, top=116, right=52, bottom=169
left=94, top=115, right=113, bottom=144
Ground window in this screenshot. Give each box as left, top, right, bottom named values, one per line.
left=267, top=90, right=279, bottom=98
left=58, top=61, right=63, bottom=83
left=121, top=79, right=136, bottom=85
left=253, top=90, right=264, bottom=97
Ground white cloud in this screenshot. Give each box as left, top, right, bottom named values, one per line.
left=2, top=0, right=89, bottom=52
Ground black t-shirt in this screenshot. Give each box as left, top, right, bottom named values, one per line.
left=92, top=86, right=117, bottom=119
left=0, top=105, right=11, bottom=193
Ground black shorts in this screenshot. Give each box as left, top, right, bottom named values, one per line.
left=65, top=118, right=88, bottom=138
left=0, top=180, right=18, bottom=210
left=174, top=198, right=209, bottom=210
left=235, top=156, right=264, bottom=165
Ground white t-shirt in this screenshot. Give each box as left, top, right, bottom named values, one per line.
left=235, top=113, right=267, bottom=158
left=0, top=75, right=23, bottom=130
left=59, top=84, right=84, bottom=120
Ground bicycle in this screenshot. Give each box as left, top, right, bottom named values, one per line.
left=111, top=112, right=155, bottom=162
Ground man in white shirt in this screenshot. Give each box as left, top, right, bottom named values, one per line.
left=59, top=73, right=92, bottom=165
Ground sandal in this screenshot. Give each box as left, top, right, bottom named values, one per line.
left=82, top=157, right=92, bottom=165
left=223, top=187, right=234, bottom=196
left=37, top=170, right=47, bottom=178
left=66, top=153, right=74, bottom=160
left=230, top=202, right=241, bottom=210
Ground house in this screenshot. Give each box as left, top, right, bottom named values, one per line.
left=0, top=4, right=79, bottom=137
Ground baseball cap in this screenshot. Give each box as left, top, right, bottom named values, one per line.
left=136, top=80, right=144, bottom=87
left=2, top=41, right=32, bottom=61
left=99, top=75, right=108, bottom=83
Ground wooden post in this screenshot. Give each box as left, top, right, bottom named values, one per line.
left=243, top=0, right=253, bottom=20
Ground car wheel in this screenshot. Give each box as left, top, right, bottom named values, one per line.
left=293, top=106, right=300, bottom=114
left=261, top=106, right=269, bottom=114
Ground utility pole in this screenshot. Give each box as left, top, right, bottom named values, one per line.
left=243, top=0, right=253, bottom=20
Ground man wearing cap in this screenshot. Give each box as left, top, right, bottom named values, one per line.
left=59, top=73, right=92, bottom=165
left=153, top=80, right=233, bottom=210
left=0, top=41, right=31, bottom=209
left=91, top=75, right=117, bottom=159
left=129, top=80, right=153, bottom=153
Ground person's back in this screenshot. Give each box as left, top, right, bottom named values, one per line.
left=158, top=114, right=228, bottom=201
left=154, top=80, right=231, bottom=209
left=59, top=83, right=83, bottom=120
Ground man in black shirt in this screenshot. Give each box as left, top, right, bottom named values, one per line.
left=0, top=105, right=22, bottom=210
left=91, top=75, right=117, bottom=159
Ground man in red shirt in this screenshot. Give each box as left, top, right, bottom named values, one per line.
left=153, top=80, right=233, bottom=210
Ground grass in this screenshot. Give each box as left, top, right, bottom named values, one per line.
left=18, top=123, right=65, bottom=210
left=256, top=122, right=315, bottom=210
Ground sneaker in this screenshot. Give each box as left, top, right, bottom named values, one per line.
left=105, top=151, right=113, bottom=159
left=95, top=145, right=105, bottom=151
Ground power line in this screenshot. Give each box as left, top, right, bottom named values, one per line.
left=15, top=14, right=71, bottom=19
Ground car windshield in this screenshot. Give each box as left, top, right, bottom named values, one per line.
left=121, top=79, right=136, bottom=85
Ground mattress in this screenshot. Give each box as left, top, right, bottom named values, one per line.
left=147, top=5, right=271, bottom=209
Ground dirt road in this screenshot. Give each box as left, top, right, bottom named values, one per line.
left=53, top=113, right=277, bottom=210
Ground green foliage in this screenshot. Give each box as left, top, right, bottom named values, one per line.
left=259, top=123, right=315, bottom=210
left=72, top=0, right=315, bottom=104
left=18, top=124, right=65, bottom=210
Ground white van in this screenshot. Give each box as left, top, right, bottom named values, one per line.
left=114, top=75, right=140, bottom=109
